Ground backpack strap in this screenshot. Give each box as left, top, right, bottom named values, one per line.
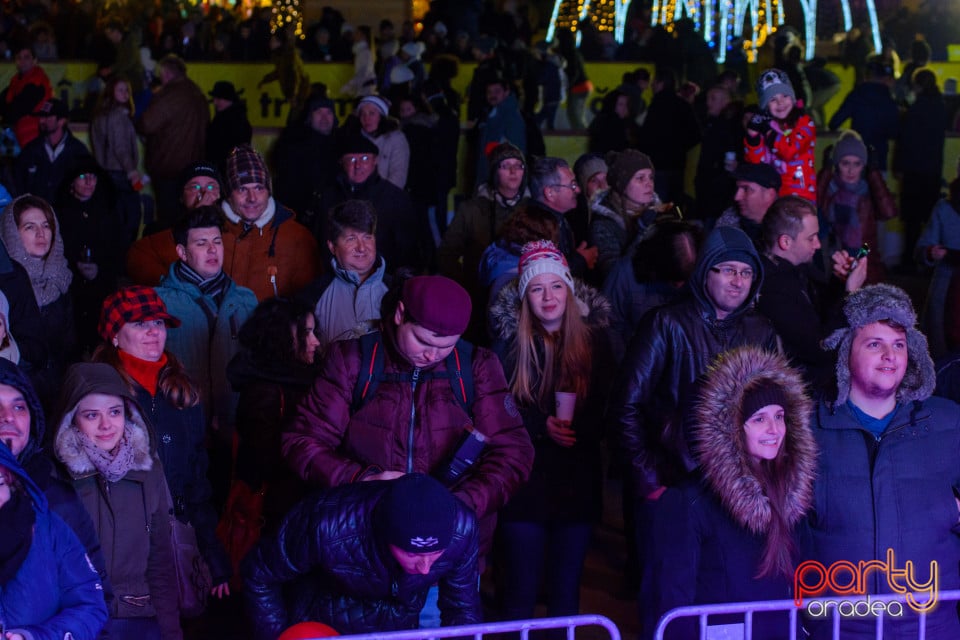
left=448, top=338, right=475, bottom=414
left=351, top=331, right=386, bottom=413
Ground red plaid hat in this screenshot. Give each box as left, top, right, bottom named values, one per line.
left=225, top=145, right=270, bottom=193
left=99, top=286, right=181, bottom=342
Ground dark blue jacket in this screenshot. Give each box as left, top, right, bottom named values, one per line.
left=242, top=481, right=481, bottom=639
left=828, top=81, right=900, bottom=170
left=0, top=442, right=108, bottom=639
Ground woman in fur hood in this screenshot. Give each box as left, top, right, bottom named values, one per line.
left=53, top=362, right=182, bottom=640
left=646, top=346, right=817, bottom=639
left=489, top=239, right=614, bottom=625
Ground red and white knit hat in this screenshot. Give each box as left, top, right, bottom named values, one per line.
left=518, top=239, right=574, bottom=298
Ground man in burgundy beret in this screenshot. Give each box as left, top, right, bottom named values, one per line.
left=283, top=274, right=533, bottom=558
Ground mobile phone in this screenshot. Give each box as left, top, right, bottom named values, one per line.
left=850, top=242, right=870, bottom=271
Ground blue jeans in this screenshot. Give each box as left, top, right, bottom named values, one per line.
left=499, top=520, right=593, bottom=620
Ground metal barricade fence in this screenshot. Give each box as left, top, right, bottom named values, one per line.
left=334, top=614, right=622, bottom=640
left=653, top=589, right=960, bottom=640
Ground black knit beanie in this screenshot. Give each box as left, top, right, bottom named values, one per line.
left=377, top=474, right=457, bottom=553
left=741, top=380, right=788, bottom=421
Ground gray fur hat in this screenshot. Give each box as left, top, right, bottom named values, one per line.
left=822, top=284, right=935, bottom=405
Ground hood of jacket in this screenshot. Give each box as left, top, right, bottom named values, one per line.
left=488, top=276, right=611, bottom=341
left=589, top=188, right=663, bottom=229
left=0, top=359, right=46, bottom=464
left=693, top=346, right=817, bottom=535
left=52, top=363, right=155, bottom=478
left=691, top=225, right=763, bottom=319
left=0, top=436, right=46, bottom=512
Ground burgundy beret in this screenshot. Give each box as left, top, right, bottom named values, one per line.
left=401, top=276, right=471, bottom=337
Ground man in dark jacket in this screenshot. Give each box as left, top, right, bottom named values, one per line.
left=272, top=92, right=339, bottom=217
left=804, top=284, right=960, bottom=639
left=312, top=133, right=417, bottom=271
left=206, top=81, right=252, bottom=170
left=827, top=55, right=899, bottom=171
left=0, top=358, right=110, bottom=600
left=243, top=473, right=481, bottom=638
left=14, top=98, right=91, bottom=201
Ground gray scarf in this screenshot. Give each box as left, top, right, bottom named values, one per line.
left=72, top=424, right=137, bottom=482
left=0, top=198, right=73, bottom=307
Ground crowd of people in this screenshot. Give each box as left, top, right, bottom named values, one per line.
left=3, top=2, right=960, bottom=640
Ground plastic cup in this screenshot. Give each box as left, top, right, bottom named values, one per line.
left=555, top=391, right=577, bottom=421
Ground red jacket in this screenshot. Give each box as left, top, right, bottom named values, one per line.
left=744, top=112, right=817, bottom=200
left=4, top=65, right=52, bottom=147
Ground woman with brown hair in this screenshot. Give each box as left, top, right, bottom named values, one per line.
left=646, top=346, right=817, bottom=639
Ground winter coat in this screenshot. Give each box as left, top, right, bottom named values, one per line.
left=744, top=112, right=817, bottom=200
left=221, top=199, right=321, bottom=301
left=647, top=347, right=816, bottom=640
left=53, top=367, right=182, bottom=640
left=206, top=102, right=253, bottom=170
left=0, top=444, right=108, bottom=640
left=917, top=197, right=960, bottom=358
left=489, top=279, right=614, bottom=522
left=281, top=329, right=534, bottom=522
left=307, top=257, right=388, bottom=355
left=1, top=64, right=53, bottom=147
left=588, top=189, right=662, bottom=278
left=0, top=244, right=48, bottom=392
left=156, top=264, right=257, bottom=427
left=90, top=105, right=139, bottom=176
left=14, top=129, right=91, bottom=202
left=241, top=480, right=481, bottom=638
left=363, top=123, right=410, bottom=190
left=816, top=166, right=897, bottom=284
left=340, top=40, right=376, bottom=97
left=638, top=90, right=701, bottom=173
left=138, top=76, right=209, bottom=179
left=272, top=125, right=338, bottom=218
left=400, top=112, right=438, bottom=201
left=476, top=93, right=527, bottom=185
left=438, top=183, right=528, bottom=293
left=806, top=398, right=960, bottom=639
left=894, top=93, right=947, bottom=177
left=827, top=82, right=900, bottom=170
left=610, top=227, right=781, bottom=497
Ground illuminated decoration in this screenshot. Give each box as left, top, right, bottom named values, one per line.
left=546, top=0, right=631, bottom=44
left=411, top=0, right=429, bottom=34
left=837, top=0, right=882, bottom=55
left=271, top=0, right=304, bottom=39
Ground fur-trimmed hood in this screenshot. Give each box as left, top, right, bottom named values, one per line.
left=823, top=284, right=935, bottom=405
left=694, top=346, right=817, bottom=535
left=489, top=277, right=611, bottom=341
left=52, top=363, right=155, bottom=479
left=588, top=188, right=662, bottom=231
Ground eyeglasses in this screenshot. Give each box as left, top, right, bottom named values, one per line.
left=550, top=181, right=580, bottom=192
left=184, top=183, right=218, bottom=193
left=345, top=155, right=375, bottom=166
left=499, top=161, right=525, bottom=172
left=76, top=173, right=97, bottom=181
left=710, top=266, right=755, bottom=280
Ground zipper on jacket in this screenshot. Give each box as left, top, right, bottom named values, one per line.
left=407, top=368, right=421, bottom=474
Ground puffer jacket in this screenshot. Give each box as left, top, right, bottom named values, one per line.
left=588, top=188, right=662, bottom=278
left=647, top=347, right=817, bottom=639
left=0, top=441, right=108, bottom=640
left=281, top=329, right=533, bottom=521
left=806, top=397, right=960, bottom=640
left=489, top=279, right=614, bottom=523
left=610, top=226, right=781, bottom=497
left=744, top=112, right=817, bottom=200
left=53, top=364, right=181, bottom=639
left=241, top=480, right=481, bottom=638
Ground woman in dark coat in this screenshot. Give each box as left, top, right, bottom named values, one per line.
left=587, top=89, right=641, bottom=154
left=489, top=239, right=614, bottom=623
left=646, top=346, right=817, bottom=639
left=92, top=286, right=232, bottom=598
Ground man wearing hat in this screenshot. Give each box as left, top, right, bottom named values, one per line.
left=611, top=226, right=779, bottom=601
left=206, top=81, right=252, bottom=170
left=138, top=54, right=209, bottom=221
left=716, top=161, right=782, bottom=248
left=220, top=144, right=320, bottom=300
left=312, top=132, right=416, bottom=270
left=283, top=275, right=533, bottom=555
left=14, top=98, right=91, bottom=202
left=273, top=92, right=340, bottom=216
left=243, top=473, right=481, bottom=637
left=805, top=284, right=960, bottom=639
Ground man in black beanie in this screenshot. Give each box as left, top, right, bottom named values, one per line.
left=273, top=93, right=340, bottom=217
left=242, top=474, right=481, bottom=638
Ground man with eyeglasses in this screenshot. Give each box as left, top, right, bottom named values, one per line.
left=610, top=225, right=779, bottom=625
left=312, top=133, right=416, bottom=271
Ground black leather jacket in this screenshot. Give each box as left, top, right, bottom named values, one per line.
left=610, top=226, right=780, bottom=497
left=242, top=480, right=481, bottom=639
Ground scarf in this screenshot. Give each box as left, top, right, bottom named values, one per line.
left=118, top=349, right=167, bottom=397
left=826, top=177, right=869, bottom=252
left=0, top=198, right=73, bottom=307
left=221, top=197, right=276, bottom=231
left=72, top=424, right=137, bottom=483
left=175, top=260, right=229, bottom=306
left=0, top=489, right=35, bottom=585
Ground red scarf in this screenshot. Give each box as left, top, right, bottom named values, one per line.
left=117, top=350, right=167, bottom=397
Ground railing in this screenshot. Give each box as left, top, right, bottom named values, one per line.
left=653, top=589, right=960, bottom=640
left=335, top=614, right=622, bottom=639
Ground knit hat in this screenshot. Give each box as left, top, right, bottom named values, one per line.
left=822, top=284, right=935, bottom=405
left=732, top=162, right=782, bottom=191
left=741, top=380, right=788, bottom=421
left=336, top=131, right=379, bottom=157
left=358, top=95, right=390, bottom=117
left=179, top=160, right=222, bottom=192
left=605, top=149, right=653, bottom=194
left=401, top=275, right=471, bottom=337
left=225, top=145, right=270, bottom=193
left=517, top=239, right=574, bottom=299
left=756, top=68, right=796, bottom=111
left=99, top=286, right=181, bottom=342
left=401, top=41, right=425, bottom=59
left=390, top=65, right=415, bottom=85
left=573, top=153, right=608, bottom=190
left=488, top=142, right=524, bottom=171
left=832, top=130, right=868, bottom=167
left=377, top=474, right=458, bottom=554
